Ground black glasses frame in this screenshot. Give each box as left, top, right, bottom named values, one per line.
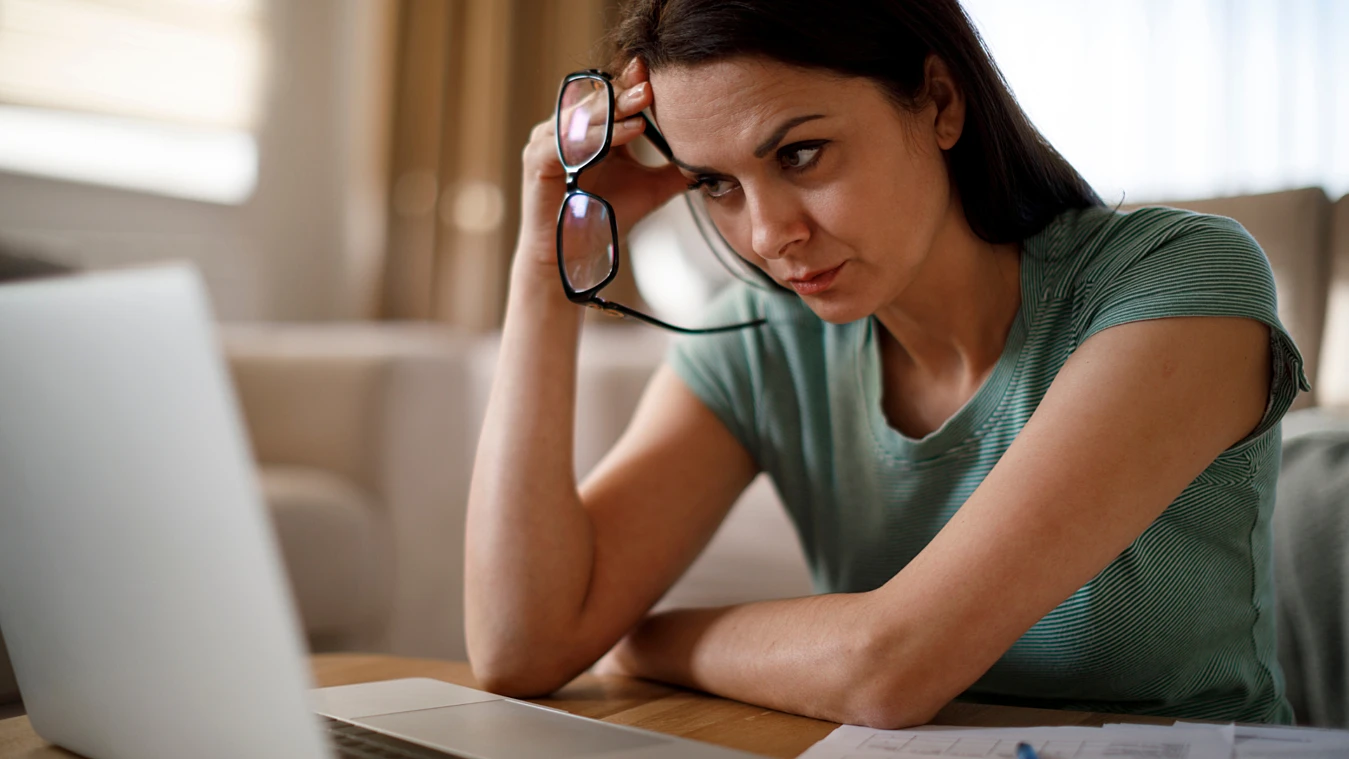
left=554, top=69, right=765, bottom=335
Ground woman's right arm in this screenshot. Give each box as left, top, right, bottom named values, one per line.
left=464, top=61, right=760, bottom=696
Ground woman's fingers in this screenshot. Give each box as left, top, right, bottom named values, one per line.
left=527, top=59, right=676, bottom=235
left=557, top=82, right=647, bottom=152
left=613, top=57, right=653, bottom=123
left=552, top=62, right=653, bottom=165
left=558, top=88, right=610, bottom=130
left=554, top=77, right=657, bottom=167
left=608, top=115, right=648, bottom=148
left=556, top=91, right=609, bottom=155
left=614, top=57, right=647, bottom=91
left=612, top=81, right=651, bottom=122
left=554, top=80, right=611, bottom=157
left=559, top=119, right=610, bottom=165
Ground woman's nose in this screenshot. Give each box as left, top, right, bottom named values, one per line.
left=747, top=187, right=810, bottom=261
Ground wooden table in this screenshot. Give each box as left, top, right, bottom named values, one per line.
left=0, top=654, right=1172, bottom=758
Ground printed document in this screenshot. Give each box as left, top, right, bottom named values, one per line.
left=796, top=723, right=1235, bottom=759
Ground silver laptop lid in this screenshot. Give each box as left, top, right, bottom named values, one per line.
left=0, top=264, right=329, bottom=759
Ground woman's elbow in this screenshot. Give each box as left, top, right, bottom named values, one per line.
left=835, top=629, right=952, bottom=728
left=470, top=653, right=575, bottom=698
left=467, top=635, right=591, bottom=698
left=837, top=667, right=945, bottom=729
left=841, top=692, right=944, bottom=730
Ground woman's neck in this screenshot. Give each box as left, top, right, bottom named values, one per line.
left=872, top=210, right=1022, bottom=388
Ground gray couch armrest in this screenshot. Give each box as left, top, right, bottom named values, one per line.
left=1275, top=407, right=1349, bottom=727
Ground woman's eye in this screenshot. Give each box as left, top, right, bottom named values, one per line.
left=706, top=179, right=737, bottom=197
left=780, top=143, right=824, bottom=170
left=689, top=177, right=738, bottom=199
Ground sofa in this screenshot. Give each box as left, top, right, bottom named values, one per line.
left=1, top=187, right=1346, bottom=722
left=222, top=324, right=477, bottom=658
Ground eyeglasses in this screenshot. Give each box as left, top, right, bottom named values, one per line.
left=554, top=69, right=766, bottom=335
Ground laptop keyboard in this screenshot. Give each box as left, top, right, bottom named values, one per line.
left=322, top=716, right=473, bottom=759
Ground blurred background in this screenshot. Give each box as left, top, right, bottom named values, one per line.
left=0, top=0, right=1344, bottom=327
left=0, top=0, right=632, bottom=326
left=2, top=1, right=1349, bottom=716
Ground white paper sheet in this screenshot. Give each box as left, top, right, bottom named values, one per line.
left=796, top=723, right=1234, bottom=759
left=1105, top=721, right=1349, bottom=759
left=1195, top=722, right=1349, bottom=759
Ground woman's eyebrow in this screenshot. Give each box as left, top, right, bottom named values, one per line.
left=669, top=155, right=716, bottom=174
left=668, top=113, right=827, bottom=174
left=753, top=114, right=825, bottom=158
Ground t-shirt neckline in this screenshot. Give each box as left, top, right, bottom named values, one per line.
left=859, top=247, right=1042, bottom=463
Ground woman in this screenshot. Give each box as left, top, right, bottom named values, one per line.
left=466, top=0, right=1308, bottom=727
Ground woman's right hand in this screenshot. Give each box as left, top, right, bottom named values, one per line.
left=515, top=58, right=688, bottom=276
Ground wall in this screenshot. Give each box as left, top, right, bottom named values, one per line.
left=0, top=0, right=395, bottom=322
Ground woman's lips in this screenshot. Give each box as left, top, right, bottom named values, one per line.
left=787, top=263, right=844, bottom=296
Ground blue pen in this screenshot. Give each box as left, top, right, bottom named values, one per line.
left=1016, top=742, right=1040, bottom=759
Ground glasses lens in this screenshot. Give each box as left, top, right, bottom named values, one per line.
left=560, top=193, right=615, bottom=292
left=557, top=78, right=609, bottom=168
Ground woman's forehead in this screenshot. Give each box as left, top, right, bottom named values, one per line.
left=650, top=59, right=887, bottom=161
left=651, top=60, right=835, bottom=129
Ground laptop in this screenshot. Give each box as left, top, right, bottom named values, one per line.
left=0, top=264, right=761, bottom=759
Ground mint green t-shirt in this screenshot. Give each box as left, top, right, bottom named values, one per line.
left=667, top=206, right=1310, bottom=723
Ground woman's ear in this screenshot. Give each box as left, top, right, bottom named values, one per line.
left=923, top=54, right=965, bottom=151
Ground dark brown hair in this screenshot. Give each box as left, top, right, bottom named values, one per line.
left=609, top=0, right=1102, bottom=245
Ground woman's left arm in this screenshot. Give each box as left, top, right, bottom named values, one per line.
left=598, top=315, right=1272, bottom=728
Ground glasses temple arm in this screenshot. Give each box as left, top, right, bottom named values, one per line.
left=638, top=113, right=674, bottom=162
left=591, top=297, right=765, bottom=335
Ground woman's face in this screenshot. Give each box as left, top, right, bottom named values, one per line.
left=649, top=56, right=965, bottom=324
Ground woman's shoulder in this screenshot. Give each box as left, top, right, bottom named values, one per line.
left=1026, top=203, right=1272, bottom=298
left=1031, top=204, right=1265, bottom=269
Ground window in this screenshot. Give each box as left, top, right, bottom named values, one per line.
left=960, top=0, right=1349, bottom=202
left=0, top=0, right=269, bottom=203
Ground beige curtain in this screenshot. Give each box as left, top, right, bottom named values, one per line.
left=379, top=0, right=643, bottom=328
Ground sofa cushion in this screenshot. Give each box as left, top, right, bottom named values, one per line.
left=513, top=327, right=814, bottom=612
left=1127, top=188, right=1331, bottom=408
left=231, top=356, right=388, bottom=494
left=260, top=465, right=392, bottom=646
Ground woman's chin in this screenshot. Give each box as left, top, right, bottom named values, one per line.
left=797, top=292, right=875, bottom=325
